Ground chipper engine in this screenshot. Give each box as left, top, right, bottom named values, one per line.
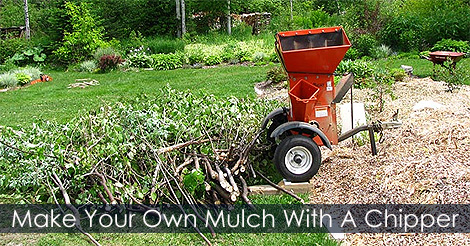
left=261, top=27, right=401, bottom=182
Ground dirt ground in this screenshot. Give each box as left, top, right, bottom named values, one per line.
left=259, top=77, right=470, bottom=245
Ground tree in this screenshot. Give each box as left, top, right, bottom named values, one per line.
left=181, top=0, right=186, bottom=35
left=176, top=0, right=181, bottom=37
left=23, top=0, right=30, bottom=39
left=227, top=0, right=231, bottom=35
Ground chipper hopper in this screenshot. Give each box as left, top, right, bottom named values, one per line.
left=261, top=27, right=401, bottom=182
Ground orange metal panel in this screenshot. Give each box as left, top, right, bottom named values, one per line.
left=276, top=27, right=350, bottom=146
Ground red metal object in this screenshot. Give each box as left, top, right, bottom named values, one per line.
left=276, top=27, right=350, bottom=145
left=426, top=51, right=465, bottom=67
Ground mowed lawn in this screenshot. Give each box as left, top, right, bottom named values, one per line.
left=0, top=65, right=272, bottom=128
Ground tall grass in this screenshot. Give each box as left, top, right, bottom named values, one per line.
left=0, top=72, right=18, bottom=88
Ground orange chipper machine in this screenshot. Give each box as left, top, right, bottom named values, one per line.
left=261, top=27, right=401, bottom=182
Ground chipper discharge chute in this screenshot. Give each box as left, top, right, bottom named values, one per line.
left=261, top=27, right=401, bottom=182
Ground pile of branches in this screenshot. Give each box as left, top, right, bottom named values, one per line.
left=0, top=87, right=299, bottom=244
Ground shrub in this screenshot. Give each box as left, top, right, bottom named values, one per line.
left=15, top=73, right=31, bottom=85
left=336, top=60, right=374, bottom=78
left=78, top=60, right=98, bottom=73
left=145, top=37, right=185, bottom=54
left=53, top=2, right=108, bottom=64
left=379, top=0, right=470, bottom=52
left=431, top=39, right=470, bottom=53
left=126, top=46, right=153, bottom=68
left=150, top=53, right=184, bottom=70
left=0, top=72, right=18, bottom=88
left=432, top=60, right=470, bottom=92
left=93, top=47, right=121, bottom=61
left=0, top=60, right=17, bottom=73
left=344, top=48, right=361, bottom=60
left=0, top=38, right=27, bottom=63
left=204, top=55, right=222, bottom=66
left=389, top=68, right=407, bottom=81
left=371, top=44, right=393, bottom=59
left=99, top=55, right=124, bottom=72
left=368, top=71, right=395, bottom=112
left=10, top=47, right=47, bottom=66
left=14, top=67, right=42, bottom=81
left=253, top=52, right=269, bottom=63
left=353, top=34, right=379, bottom=57
left=266, top=66, right=287, bottom=83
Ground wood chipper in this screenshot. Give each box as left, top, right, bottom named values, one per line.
left=261, top=27, right=401, bottom=182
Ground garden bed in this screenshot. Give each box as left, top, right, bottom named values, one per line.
left=308, top=77, right=470, bottom=245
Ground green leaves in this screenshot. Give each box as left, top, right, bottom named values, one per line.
left=54, top=2, right=109, bottom=64
left=182, top=168, right=205, bottom=198
left=0, top=86, right=281, bottom=204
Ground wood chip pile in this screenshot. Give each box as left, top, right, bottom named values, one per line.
left=309, top=77, right=470, bottom=245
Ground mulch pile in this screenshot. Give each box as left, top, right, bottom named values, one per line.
left=310, top=77, right=470, bottom=245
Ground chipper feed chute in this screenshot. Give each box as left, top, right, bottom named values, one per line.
left=276, top=27, right=351, bottom=74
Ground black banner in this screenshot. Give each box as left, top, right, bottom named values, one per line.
left=2, top=204, right=469, bottom=233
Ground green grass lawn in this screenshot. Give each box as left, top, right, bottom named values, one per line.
left=373, top=57, right=470, bottom=80
left=0, top=65, right=273, bottom=128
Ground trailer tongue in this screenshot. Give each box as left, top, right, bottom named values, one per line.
left=261, top=27, right=401, bottom=182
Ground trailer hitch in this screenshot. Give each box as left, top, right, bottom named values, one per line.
left=338, top=120, right=402, bottom=155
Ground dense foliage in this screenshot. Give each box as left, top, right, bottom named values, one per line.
left=0, top=0, right=468, bottom=68
left=0, top=87, right=279, bottom=203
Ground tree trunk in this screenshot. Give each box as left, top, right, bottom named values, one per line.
left=290, top=0, right=293, bottom=20
left=181, top=0, right=186, bottom=35
left=175, top=0, right=181, bottom=38
left=23, top=0, right=30, bottom=39
left=227, top=0, right=231, bottom=35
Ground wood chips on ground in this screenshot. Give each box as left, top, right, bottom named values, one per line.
left=310, top=77, right=470, bottom=245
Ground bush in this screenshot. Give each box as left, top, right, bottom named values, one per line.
left=369, top=71, right=395, bottom=112
left=253, top=52, right=269, bottom=63
left=344, top=48, right=361, bottom=60
left=0, top=72, right=18, bottom=88
left=204, top=55, right=222, bottom=66
left=78, top=60, right=98, bottom=73
left=0, top=60, right=17, bottom=73
left=389, top=68, right=407, bottom=81
left=145, top=37, right=185, bottom=54
left=150, top=53, right=184, bottom=70
left=353, top=34, right=379, bottom=57
left=9, top=47, right=47, bottom=66
left=93, top=47, right=121, bottom=61
left=336, top=60, right=374, bottom=78
left=379, top=0, right=470, bottom=52
left=266, top=66, right=287, bottom=83
left=99, top=55, right=124, bottom=72
left=0, top=38, right=27, bottom=63
left=432, top=61, right=470, bottom=91
left=15, top=73, right=32, bottom=85
left=431, top=39, right=470, bottom=53
left=371, top=44, right=393, bottom=59
left=53, top=2, right=108, bottom=64
left=126, top=46, right=153, bottom=68
left=13, top=67, right=42, bottom=81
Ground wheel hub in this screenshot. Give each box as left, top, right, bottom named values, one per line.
left=285, top=146, right=313, bottom=175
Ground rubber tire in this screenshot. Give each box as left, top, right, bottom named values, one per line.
left=273, top=135, right=321, bottom=182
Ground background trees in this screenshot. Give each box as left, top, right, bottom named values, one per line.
left=0, top=0, right=468, bottom=65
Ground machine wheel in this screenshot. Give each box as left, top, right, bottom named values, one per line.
left=273, top=135, right=321, bottom=182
